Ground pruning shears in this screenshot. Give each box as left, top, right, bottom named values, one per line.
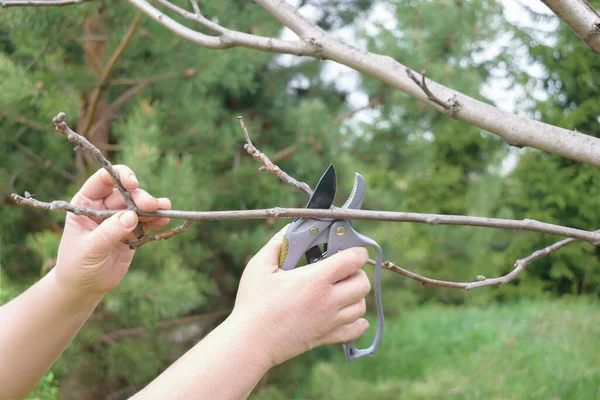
left=278, top=165, right=384, bottom=362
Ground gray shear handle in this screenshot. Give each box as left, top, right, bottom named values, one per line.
left=327, top=220, right=384, bottom=362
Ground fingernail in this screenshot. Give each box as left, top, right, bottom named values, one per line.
left=120, top=211, right=137, bottom=229
left=129, top=173, right=138, bottom=185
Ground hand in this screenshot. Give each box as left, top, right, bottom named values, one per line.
left=231, top=227, right=371, bottom=367
left=55, top=166, right=171, bottom=296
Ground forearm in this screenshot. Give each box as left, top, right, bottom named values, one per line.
left=133, top=315, right=272, bottom=400
left=0, top=268, right=102, bottom=399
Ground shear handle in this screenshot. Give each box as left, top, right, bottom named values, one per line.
left=326, top=220, right=384, bottom=362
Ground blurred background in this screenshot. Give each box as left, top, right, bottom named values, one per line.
left=1, top=0, right=600, bottom=398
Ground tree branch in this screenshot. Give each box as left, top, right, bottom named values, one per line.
left=238, top=117, right=313, bottom=196
left=118, top=0, right=600, bottom=166
left=238, top=115, right=600, bottom=289
left=0, top=0, right=91, bottom=6
left=542, top=0, right=600, bottom=57
left=52, top=113, right=145, bottom=238
left=369, top=233, right=579, bottom=290
left=406, top=68, right=460, bottom=117
left=83, top=15, right=141, bottom=140
left=11, top=193, right=600, bottom=246
left=6, top=0, right=600, bottom=165
left=12, top=113, right=600, bottom=289
left=125, top=0, right=315, bottom=55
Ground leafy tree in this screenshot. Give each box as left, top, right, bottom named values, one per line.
left=0, top=1, right=379, bottom=397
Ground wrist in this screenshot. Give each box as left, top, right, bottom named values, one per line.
left=48, top=267, right=104, bottom=311
left=224, top=311, right=278, bottom=370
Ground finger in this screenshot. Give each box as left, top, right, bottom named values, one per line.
left=104, top=188, right=159, bottom=212
left=77, top=166, right=138, bottom=201
left=332, top=269, right=371, bottom=307
left=157, top=197, right=171, bottom=210
left=247, top=224, right=290, bottom=271
left=336, top=299, right=367, bottom=326
left=87, top=210, right=139, bottom=256
left=313, top=247, right=369, bottom=284
left=320, top=318, right=370, bottom=345
left=142, top=218, right=171, bottom=232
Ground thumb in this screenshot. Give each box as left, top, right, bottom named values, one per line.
left=247, top=224, right=290, bottom=272
left=88, top=210, right=138, bottom=255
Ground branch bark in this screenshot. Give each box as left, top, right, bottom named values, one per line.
left=52, top=112, right=145, bottom=238
left=0, top=0, right=91, bottom=6
left=12, top=113, right=599, bottom=290
left=370, top=233, right=579, bottom=290
left=5, top=0, right=600, bottom=165
left=126, top=0, right=315, bottom=55
left=239, top=119, right=600, bottom=289
left=542, top=0, right=600, bottom=57
left=119, top=0, right=600, bottom=166
left=11, top=193, right=600, bottom=246
left=82, top=15, right=141, bottom=140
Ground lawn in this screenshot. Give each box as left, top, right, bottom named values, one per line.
left=254, top=299, right=600, bottom=399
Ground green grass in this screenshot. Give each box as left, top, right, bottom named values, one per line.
left=254, top=299, right=600, bottom=400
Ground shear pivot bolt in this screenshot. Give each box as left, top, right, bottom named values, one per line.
left=336, top=226, right=346, bottom=236
left=310, top=228, right=319, bottom=236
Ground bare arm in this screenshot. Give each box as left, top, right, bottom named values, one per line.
left=134, top=229, right=371, bottom=400
left=0, top=166, right=170, bottom=399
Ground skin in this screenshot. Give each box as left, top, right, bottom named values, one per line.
left=0, top=166, right=372, bottom=400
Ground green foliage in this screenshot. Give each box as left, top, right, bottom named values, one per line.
left=491, top=0, right=600, bottom=297
left=2, top=0, right=599, bottom=397
left=255, top=299, right=600, bottom=399
left=27, top=372, right=59, bottom=400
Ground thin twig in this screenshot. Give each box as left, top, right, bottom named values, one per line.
left=12, top=113, right=599, bottom=289
left=406, top=68, right=461, bottom=116
left=52, top=113, right=145, bottom=238
left=0, top=110, right=48, bottom=131
left=83, top=15, right=141, bottom=140
left=12, top=139, right=78, bottom=182
left=237, top=123, right=597, bottom=288
left=108, top=67, right=200, bottom=86
left=333, top=96, right=382, bottom=124
left=237, top=116, right=313, bottom=196
left=125, top=220, right=194, bottom=249
left=189, top=0, right=199, bottom=15
left=88, top=82, right=150, bottom=139
left=369, top=234, right=580, bottom=290
left=11, top=193, right=600, bottom=246
left=0, top=0, right=91, bottom=6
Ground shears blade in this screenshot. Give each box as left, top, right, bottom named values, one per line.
left=305, top=164, right=336, bottom=211
left=303, top=164, right=337, bottom=263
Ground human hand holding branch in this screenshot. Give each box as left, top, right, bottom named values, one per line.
left=11, top=113, right=600, bottom=291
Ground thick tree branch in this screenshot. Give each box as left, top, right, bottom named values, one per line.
left=542, top=0, right=600, bottom=57
left=6, top=0, right=600, bottom=164
left=117, top=0, right=600, bottom=166
left=125, top=0, right=315, bottom=55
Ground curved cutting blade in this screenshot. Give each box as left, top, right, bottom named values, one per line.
left=305, top=164, right=337, bottom=210
left=341, top=173, right=366, bottom=210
